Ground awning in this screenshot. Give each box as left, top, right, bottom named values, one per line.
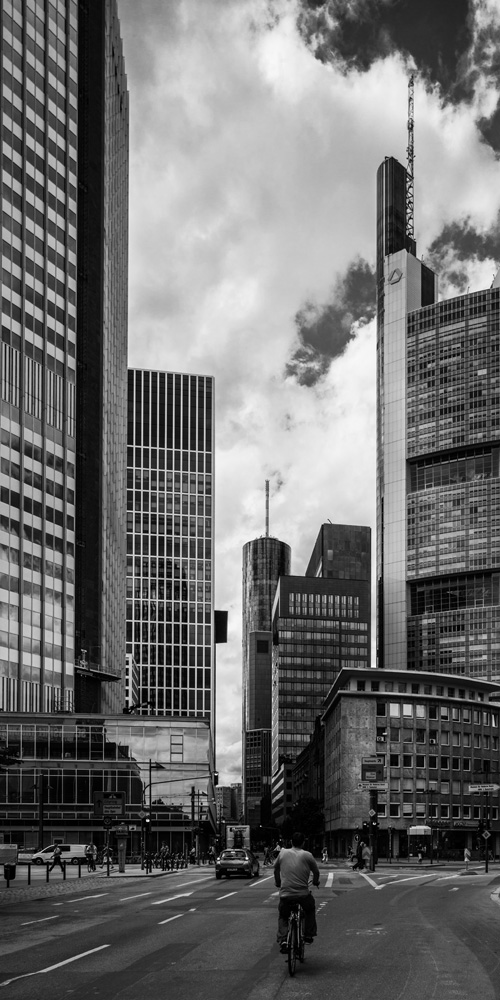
left=408, top=825, right=431, bottom=836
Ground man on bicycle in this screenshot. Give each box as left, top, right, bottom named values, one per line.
left=274, top=831, right=320, bottom=952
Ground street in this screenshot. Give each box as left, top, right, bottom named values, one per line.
left=1, top=862, right=500, bottom=999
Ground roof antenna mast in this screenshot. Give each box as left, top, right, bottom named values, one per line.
left=265, top=479, right=270, bottom=538
left=406, top=73, right=415, bottom=241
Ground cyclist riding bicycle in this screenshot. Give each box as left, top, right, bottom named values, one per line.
left=274, top=831, right=320, bottom=953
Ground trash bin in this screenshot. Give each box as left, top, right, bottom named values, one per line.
left=4, top=864, right=16, bottom=880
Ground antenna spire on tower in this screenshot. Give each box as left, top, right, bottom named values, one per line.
left=406, top=73, right=415, bottom=241
left=265, top=480, right=269, bottom=537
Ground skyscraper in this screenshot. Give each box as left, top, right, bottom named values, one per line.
left=126, top=369, right=215, bottom=722
left=0, top=0, right=128, bottom=714
left=377, top=155, right=500, bottom=677
left=242, top=520, right=291, bottom=827
left=271, top=523, right=371, bottom=775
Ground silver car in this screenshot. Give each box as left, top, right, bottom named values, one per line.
left=215, top=848, right=260, bottom=879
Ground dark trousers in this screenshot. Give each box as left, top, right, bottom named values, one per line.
left=49, top=857, right=64, bottom=872
left=278, top=894, right=317, bottom=941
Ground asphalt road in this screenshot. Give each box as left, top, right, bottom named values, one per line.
left=1, top=863, right=500, bottom=999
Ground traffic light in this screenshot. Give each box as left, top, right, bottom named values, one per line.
left=362, top=821, right=369, bottom=837
left=478, top=820, right=484, bottom=836
left=370, top=815, right=379, bottom=832
left=213, top=771, right=219, bottom=786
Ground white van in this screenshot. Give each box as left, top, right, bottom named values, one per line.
left=31, top=843, right=87, bottom=865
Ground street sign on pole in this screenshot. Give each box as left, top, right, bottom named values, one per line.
left=94, top=791, right=126, bottom=817
left=361, top=757, right=384, bottom=782
left=357, top=782, right=388, bottom=791
left=468, top=784, right=500, bottom=793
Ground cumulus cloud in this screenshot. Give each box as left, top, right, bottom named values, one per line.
left=118, top=0, right=500, bottom=783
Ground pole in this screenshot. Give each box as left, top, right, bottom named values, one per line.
left=148, top=759, right=152, bottom=872
left=37, top=772, right=44, bottom=848
left=485, top=791, right=490, bottom=874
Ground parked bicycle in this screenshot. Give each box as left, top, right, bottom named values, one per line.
left=286, top=901, right=306, bottom=976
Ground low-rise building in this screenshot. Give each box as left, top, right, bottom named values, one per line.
left=0, top=713, right=216, bottom=856
left=322, top=668, right=500, bottom=860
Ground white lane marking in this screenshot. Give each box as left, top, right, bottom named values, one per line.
left=450, top=887, right=459, bottom=891
left=383, top=873, right=437, bottom=885
left=326, top=873, right=334, bottom=888
left=216, top=892, right=237, bottom=900
left=172, top=876, right=214, bottom=887
left=119, top=891, right=153, bottom=901
left=64, top=893, right=109, bottom=903
left=0, top=945, right=110, bottom=988
left=359, top=871, right=380, bottom=889
left=250, top=874, right=274, bottom=885
left=151, top=891, right=194, bottom=905
left=21, top=916, right=59, bottom=926
left=158, top=913, right=184, bottom=926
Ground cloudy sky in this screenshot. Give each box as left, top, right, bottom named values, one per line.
left=117, top=0, right=500, bottom=784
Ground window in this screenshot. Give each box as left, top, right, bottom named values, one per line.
left=441, top=706, right=449, bottom=720
left=390, top=727, right=400, bottom=741
left=441, top=756, right=449, bottom=770
left=452, top=733, right=461, bottom=747
left=463, top=758, right=471, bottom=771
left=416, top=755, right=426, bottom=768
left=389, top=804, right=400, bottom=817
left=440, top=780, right=450, bottom=794
left=403, top=703, right=413, bottom=717
left=389, top=703, right=401, bottom=718
left=441, top=731, right=450, bottom=745
left=429, top=705, right=438, bottom=720
left=403, top=729, right=413, bottom=743
left=452, top=757, right=460, bottom=770
left=402, top=754, right=413, bottom=768
left=390, top=754, right=400, bottom=767
left=463, top=733, right=471, bottom=747
left=376, top=702, right=386, bottom=717
left=416, top=729, right=426, bottom=743
left=440, top=804, right=449, bottom=819
left=429, top=756, right=438, bottom=769
left=416, top=704, right=426, bottom=719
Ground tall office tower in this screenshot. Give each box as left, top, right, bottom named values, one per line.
left=271, top=523, right=371, bottom=779
left=126, top=369, right=215, bottom=722
left=377, top=155, right=500, bottom=676
left=75, top=1, right=129, bottom=713
left=0, top=0, right=128, bottom=714
left=242, top=506, right=291, bottom=827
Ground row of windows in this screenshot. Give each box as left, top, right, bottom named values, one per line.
left=378, top=804, right=498, bottom=820
left=131, top=645, right=211, bottom=667
left=0, top=514, right=73, bottom=555
left=376, top=701, right=498, bottom=725
left=127, top=448, right=211, bottom=475
left=288, top=593, right=360, bottom=618
left=1, top=459, right=73, bottom=502
left=1, top=343, right=75, bottom=435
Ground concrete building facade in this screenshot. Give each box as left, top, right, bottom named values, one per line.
left=322, top=667, right=500, bottom=860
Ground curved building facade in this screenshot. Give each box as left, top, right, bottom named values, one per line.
left=242, top=536, right=291, bottom=828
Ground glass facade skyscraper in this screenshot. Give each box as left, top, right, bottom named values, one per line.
left=377, top=155, right=500, bottom=677
left=0, top=0, right=128, bottom=714
left=242, top=534, right=291, bottom=826
left=271, top=524, right=371, bottom=775
left=126, top=369, right=215, bottom=722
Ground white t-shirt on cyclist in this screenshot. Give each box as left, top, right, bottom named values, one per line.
left=274, top=847, right=319, bottom=898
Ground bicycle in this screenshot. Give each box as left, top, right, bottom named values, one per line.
left=286, top=901, right=306, bottom=976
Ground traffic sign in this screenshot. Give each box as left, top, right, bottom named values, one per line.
left=468, top=784, right=500, bottom=793
left=103, top=817, right=113, bottom=828
left=138, top=810, right=147, bottom=819
left=483, top=831, right=491, bottom=840
left=94, top=791, right=126, bottom=817
left=369, top=809, right=377, bottom=817
left=357, top=782, right=388, bottom=791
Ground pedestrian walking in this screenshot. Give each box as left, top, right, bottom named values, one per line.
left=464, top=846, right=471, bottom=871
left=48, top=844, right=64, bottom=873
left=322, top=847, right=328, bottom=863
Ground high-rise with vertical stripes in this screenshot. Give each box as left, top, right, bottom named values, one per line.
left=0, top=0, right=128, bottom=714
left=377, top=155, right=500, bottom=677
left=126, top=369, right=215, bottom=722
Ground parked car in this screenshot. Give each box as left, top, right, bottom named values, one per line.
left=215, top=848, right=260, bottom=880
left=31, top=843, right=87, bottom=865
left=17, top=850, right=35, bottom=863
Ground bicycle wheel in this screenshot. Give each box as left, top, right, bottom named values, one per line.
left=298, top=909, right=306, bottom=963
left=287, top=916, right=297, bottom=976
